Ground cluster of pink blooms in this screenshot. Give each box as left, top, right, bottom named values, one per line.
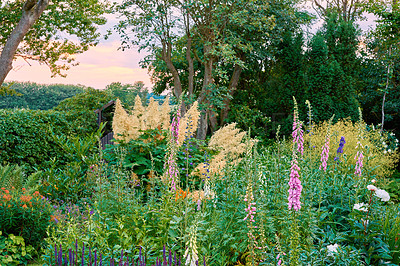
left=243, top=188, right=256, bottom=223
left=288, top=104, right=303, bottom=211
left=319, top=136, right=330, bottom=172
left=354, top=150, right=364, bottom=177
left=288, top=158, right=302, bottom=211
left=292, top=112, right=304, bottom=156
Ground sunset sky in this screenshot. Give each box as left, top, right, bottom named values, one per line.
left=4, top=4, right=376, bottom=91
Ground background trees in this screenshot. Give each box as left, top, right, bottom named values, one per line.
left=0, top=0, right=109, bottom=90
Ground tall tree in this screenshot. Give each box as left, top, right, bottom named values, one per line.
left=115, top=0, right=275, bottom=139
left=0, top=0, right=109, bottom=88
left=364, top=0, right=400, bottom=132
left=312, top=0, right=366, bottom=21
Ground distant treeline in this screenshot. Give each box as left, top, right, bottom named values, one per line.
left=0, top=82, right=87, bottom=110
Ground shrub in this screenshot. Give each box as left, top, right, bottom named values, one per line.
left=0, top=108, right=97, bottom=173
left=0, top=187, right=54, bottom=250
left=0, top=231, right=34, bottom=265
left=305, top=118, right=399, bottom=179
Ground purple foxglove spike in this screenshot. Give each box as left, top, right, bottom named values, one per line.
left=203, top=256, right=206, bottom=266
left=94, top=250, right=97, bottom=266
left=64, top=253, right=68, bottom=266
left=69, top=249, right=72, bottom=266
left=169, top=250, right=172, bottom=266
left=72, top=251, right=75, bottom=266
left=125, top=255, right=129, bottom=265
left=139, top=248, right=142, bottom=260
left=55, top=244, right=58, bottom=265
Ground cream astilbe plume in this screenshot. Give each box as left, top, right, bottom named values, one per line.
left=208, top=123, right=247, bottom=156
left=177, top=101, right=200, bottom=146
left=143, top=98, right=160, bottom=129
left=193, top=123, right=253, bottom=178
left=132, top=95, right=145, bottom=118
left=112, top=99, right=134, bottom=141
left=160, top=96, right=171, bottom=130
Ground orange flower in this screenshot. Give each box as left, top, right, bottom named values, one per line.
left=3, top=194, right=11, bottom=201
left=4, top=189, right=9, bottom=194
left=33, top=191, right=40, bottom=197
left=22, top=188, right=26, bottom=192
left=1, top=187, right=5, bottom=191
left=175, top=188, right=188, bottom=201
left=20, top=195, right=32, bottom=203
left=22, top=204, right=28, bottom=209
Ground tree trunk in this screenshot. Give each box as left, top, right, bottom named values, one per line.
left=381, top=45, right=392, bottom=133
left=162, top=41, right=183, bottom=99
left=0, top=0, right=49, bottom=87
left=220, top=64, right=242, bottom=125
left=186, top=36, right=194, bottom=97
left=196, top=44, right=214, bottom=140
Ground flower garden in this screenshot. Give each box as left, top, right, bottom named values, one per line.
left=1, top=96, right=399, bottom=266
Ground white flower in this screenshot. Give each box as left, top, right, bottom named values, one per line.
left=388, top=149, right=392, bottom=153
left=371, top=179, right=376, bottom=183
left=375, top=189, right=390, bottom=202
left=353, top=203, right=368, bottom=212
left=327, top=244, right=339, bottom=255
left=384, top=150, right=387, bottom=154
left=367, top=185, right=378, bottom=191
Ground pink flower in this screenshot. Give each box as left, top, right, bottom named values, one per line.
left=288, top=158, right=302, bottom=211
left=319, top=136, right=330, bottom=172
left=354, top=151, right=364, bottom=177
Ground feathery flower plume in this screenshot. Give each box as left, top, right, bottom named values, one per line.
left=178, top=102, right=200, bottom=146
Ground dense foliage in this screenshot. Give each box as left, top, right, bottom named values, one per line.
left=0, top=82, right=85, bottom=110
left=0, top=108, right=97, bottom=173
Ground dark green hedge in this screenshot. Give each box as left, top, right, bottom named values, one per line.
left=0, top=109, right=97, bottom=173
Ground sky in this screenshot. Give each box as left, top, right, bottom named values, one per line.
left=4, top=2, right=377, bottom=90
left=5, top=11, right=153, bottom=90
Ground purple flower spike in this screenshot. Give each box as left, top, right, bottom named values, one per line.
left=94, top=250, right=98, bottom=266
left=120, top=249, right=124, bottom=265
left=69, top=249, right=72, bottom=265
left=82, top=243, right=85, bottom=266
left=169, top=250, right=172, bottom=266
left=59, top=244, right=63, bottom=266
left=55, top=244, right=58, bottom=265
left=89, top=246, right=92, bottom=266
left=100, top=254, right=103, bottom=266
left=111, top=258, right=115, bottom=266
left=203, top=256, right=206, bottom=266
left=174, top=252, right=177, bottom=266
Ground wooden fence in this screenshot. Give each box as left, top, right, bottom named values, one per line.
left=100, top=131, right=114, bottom=149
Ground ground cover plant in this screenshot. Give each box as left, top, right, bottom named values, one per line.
left=1, top=97, right=399, bottom=266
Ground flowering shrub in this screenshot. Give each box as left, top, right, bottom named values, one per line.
left=306, top=118, right=399, bottom=178
left=0, top=187, right=53, bottom=250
